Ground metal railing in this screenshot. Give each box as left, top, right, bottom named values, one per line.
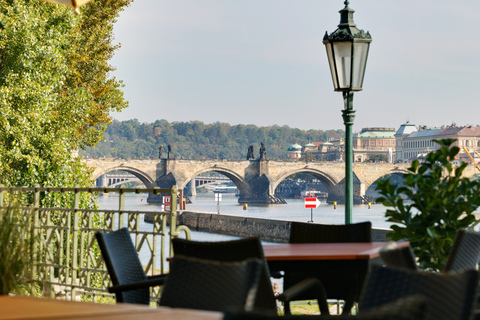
left=0, top=185, right=190, bottom=302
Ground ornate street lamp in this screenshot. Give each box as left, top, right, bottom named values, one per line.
left=323, top=0, right=371, bottom=224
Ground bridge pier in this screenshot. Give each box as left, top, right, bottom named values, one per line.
left=96, top=175, right=107, bottom=188
left=184, top=179, right=196, bottom=197
left=326, top=179, right=365, bottom=204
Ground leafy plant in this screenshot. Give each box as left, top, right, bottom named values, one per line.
left=0, top=207, right=34, bottom=295
left=375, top=139, right=480, bottom=271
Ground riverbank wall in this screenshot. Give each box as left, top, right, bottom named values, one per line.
left=176, top=211, right=391, bottom=243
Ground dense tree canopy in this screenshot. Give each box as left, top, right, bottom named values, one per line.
left=83, top=119, right=344, bottom=160
left=0, top=0, right=130, bottom=188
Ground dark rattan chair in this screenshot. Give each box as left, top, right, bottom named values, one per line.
left=379, top=242, right=418, bottom=270
left=159, top=255, right=263, bottom=312
left=172, top=237, right=329, bottom=315
left=283, top=221, right=372, bottom=314
left=224, top=294, right=427, bottom=320
left=95, top=228, right=167, bottom=304
left=359, top=264, right=479, bottom=320
left=444, top=229, right=480, bottom=272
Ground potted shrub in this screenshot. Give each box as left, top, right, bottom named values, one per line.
left=375, top=139, right=480, bottom=271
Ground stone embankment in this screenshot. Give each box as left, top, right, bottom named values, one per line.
left=176, top=211, right=390, bottom=243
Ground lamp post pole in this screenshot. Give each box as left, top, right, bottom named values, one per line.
left=342, top=92, right=355, bottom=224
left=323, top=1, right=371, bottom=224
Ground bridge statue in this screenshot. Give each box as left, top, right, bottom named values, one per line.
left=259, top=142, right=267, bottom=160
left=158, top=146, right=163, bottom=159
left=247, top=145, right=255, bottom=160
left=167, top=144, right=174, bottom=159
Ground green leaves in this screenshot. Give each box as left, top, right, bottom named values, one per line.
left=375, top=139, right=480, bottom=271
left=0, top=0, right=131, bottom=190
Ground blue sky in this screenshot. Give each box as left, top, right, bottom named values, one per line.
left=109, top=0, right=480, bottom=132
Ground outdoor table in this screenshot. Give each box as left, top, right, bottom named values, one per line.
left=262, top=242, right=409, bottom=299
left=0, top=295, right=223, bottom=320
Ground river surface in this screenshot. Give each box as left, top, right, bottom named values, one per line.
left=96, top=192, right=395, bottom=243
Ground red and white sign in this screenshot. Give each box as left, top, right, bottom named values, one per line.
left=162, top=196, right=172, bottom=212
left=304, top=197, right=321, bottom=209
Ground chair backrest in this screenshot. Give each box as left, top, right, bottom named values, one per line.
left=285, top=221, right=372, bottom=307
left=172, top=237, right=277, bottom=313
left=289, top=221, right=372, bottom=243
left=224, top=294, right=427, bottom=320
left=159, top=255, right=262, bottom=312
left=444, top=229, right=480, bottom=272
left=95, top=228, right=149, bottom=304
left=380, top=242, right=418, bottom=270
left=359, top=265, right=479, bottom=320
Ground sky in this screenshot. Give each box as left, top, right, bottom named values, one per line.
left=109, top=0, right=480, bottom=132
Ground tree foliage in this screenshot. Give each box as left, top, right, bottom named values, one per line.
left=0, top=0, right=130, bottom=190
left=375, top=139, right=480, bottom=271
left=365, top=154, right=388, bottom=162
left=83, top=119, right=344, bottom=160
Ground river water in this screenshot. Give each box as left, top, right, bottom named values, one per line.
left=96, top=192, right=394, bottom=243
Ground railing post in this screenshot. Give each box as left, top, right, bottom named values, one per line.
left=118, top=186, right=126, bottom=230
left=71, top=188, right=80, bottom=300
left=169, top=186, right=178, bottom=256
left=31, top=187, right=40, bottom=296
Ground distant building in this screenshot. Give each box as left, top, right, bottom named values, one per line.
left=394, top=121, right=418, bottom=162
left=395, top=123, right=480, bottom=163
left=287, top=124, right=480, bottom=164
left=286, top=144, right=302, bottom=161
left=352, top=127, right=396, bottom=162
left=288, top=127, right=396, bottom=162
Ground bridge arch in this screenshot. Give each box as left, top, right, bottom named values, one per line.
left=361, top=168, right=411, bottom=194
left=271, top=168, right=340, bottom=197
left=94, top=166, right=156, bottom=189
left=178, top=167, right=249, bottom=195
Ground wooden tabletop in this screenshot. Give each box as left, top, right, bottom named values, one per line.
left=0, top=296, right=222, bottom=320
left=262, top=242, right=409, bottom=261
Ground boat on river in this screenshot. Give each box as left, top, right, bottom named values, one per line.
left=295, top=190, right=328, bottom=199
left=213, top=186, right=238, bottom=194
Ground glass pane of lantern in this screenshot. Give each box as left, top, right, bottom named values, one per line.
left=325, top=42, right=338, bottom=90
left=352, top=42, right=370, bottom=90
left=333, top=41, right=352, bottom=89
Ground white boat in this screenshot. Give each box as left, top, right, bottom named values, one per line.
left=213, top=186, right=238, bottom=194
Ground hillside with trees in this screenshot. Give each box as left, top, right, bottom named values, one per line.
left=82, top=119, right=344, bottom=160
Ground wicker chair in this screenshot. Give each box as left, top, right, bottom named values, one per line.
left=224, top=294, right=427, bottom=320
left=359, top=265, right=479, bottom=320
left=95, top=228, right=167, bottom=304
left=172, top=237, right=329, bottom=315
left=444, top=229, right=480, bottom=272
left=379, top=242, right=418, bottom=270
left=282, top=221, right=372, bottom=314
left=159, top=255, right=263, bottom=312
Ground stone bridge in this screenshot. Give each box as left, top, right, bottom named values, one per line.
left=84, top=158, right=479, bottom=204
